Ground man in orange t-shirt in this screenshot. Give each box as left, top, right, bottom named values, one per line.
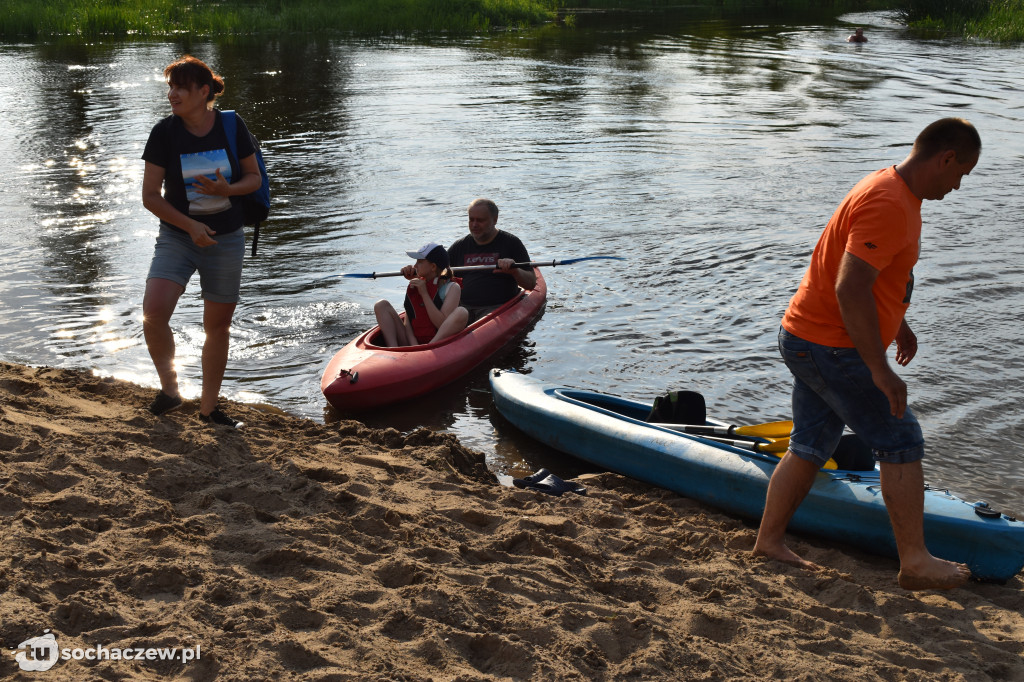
left=782, top=166, right=921, bottom=351
left=753, top=118, right=982, bottom=591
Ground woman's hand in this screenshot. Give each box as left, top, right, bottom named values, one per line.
left=192, top=169, right=231, bottom=196
left=187, top=220, right=218, bottom=247
left=408, top=278, right=428, bottom=295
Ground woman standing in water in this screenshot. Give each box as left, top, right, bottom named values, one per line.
left=141, top=55, right=261, bottom=428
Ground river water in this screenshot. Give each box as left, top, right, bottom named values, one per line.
left=1, top=9, right=1022, bottom=514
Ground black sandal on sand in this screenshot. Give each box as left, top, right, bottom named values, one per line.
left=198, top=407, right=243, bottom=430
left=148, top=391, right=183, bottom=416
left=512, top=469, right=586, bottom=497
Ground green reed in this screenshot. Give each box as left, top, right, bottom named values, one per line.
left=0, top=0, right=559, bottom=39
left=967, top=0, right=1024, bottom=40
left=897, top=0, right=1024, bottom=40
left=5, top=0, right=1024, bottom=41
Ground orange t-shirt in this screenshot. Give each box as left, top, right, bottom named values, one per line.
left=782, top=166, right=922, bottom=348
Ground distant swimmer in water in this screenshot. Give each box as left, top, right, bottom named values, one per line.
left=848, top=28, right=868, bottom=43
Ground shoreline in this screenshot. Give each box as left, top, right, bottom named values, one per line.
left=1, top=360, right=1022, bottom=680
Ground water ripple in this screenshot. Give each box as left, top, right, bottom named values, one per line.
left=2, top=17, right=1024, bottom=511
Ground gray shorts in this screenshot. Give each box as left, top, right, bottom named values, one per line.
left=146, top=225, right=245, bottom=303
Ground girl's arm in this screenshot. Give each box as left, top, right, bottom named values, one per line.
left=420, top=282, right=461, bottom=329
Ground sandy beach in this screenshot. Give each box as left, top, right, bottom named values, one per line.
left=1, top=360, right=1022, bottom=681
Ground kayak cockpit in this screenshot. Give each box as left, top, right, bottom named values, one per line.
left=554, top=388, right=658, bottom=423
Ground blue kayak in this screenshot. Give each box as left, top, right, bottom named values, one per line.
left=489, top=368, right=1024, bottom=583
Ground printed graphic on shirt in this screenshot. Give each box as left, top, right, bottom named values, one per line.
left=903, top=270, right=915, bottom=304
left=181, top=149, right=232, bottom=215
left=463, top=253, right=499, bottom=267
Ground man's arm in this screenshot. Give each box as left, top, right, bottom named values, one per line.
left=495, top=235, right=537, bottom=290
left=511, top=263, right=537, bottom=290
left=493, top=259, right=537, bottom=289
left=894, top=318, right=917, bottom=367
left=835, top=251, right=908, bottom=418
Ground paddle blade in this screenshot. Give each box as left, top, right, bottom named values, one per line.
left=557, top=256, right=626, bottom=265
left=766, top=448, right=838, bottom=470
left=753, top=438, right=789, bottom=454
left=704, top=434, right=791, bottom=455
left=733, top=420, right=794, bottom=439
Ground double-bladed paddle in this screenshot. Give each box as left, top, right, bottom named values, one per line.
left=651, top=424, right=790, bottom=453
left=651, top=423, right=840, bottom=469
left=327, top=256, right=624, bottom=280
left=644, top=389, right=843, bottom=468
left=671, top=420, right=793, bottom=440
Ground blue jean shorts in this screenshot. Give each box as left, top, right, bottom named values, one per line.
left=778, top=327, right=924, bottom=468
left=146, top=225, right=245, bottom=303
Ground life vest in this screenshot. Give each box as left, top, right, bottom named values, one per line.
left=404, top=277, right=461, bottom=344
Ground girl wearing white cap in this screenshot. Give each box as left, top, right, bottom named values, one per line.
left=373, top=243, right=469, bottom=347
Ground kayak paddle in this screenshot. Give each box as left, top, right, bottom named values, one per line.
left=671, top=420, right=793, bottom=440
left=652, top=425, right=839, bottom=469
left=329, top=256, right=625, bottom=280
left=652, top=424, right=789, bottom=453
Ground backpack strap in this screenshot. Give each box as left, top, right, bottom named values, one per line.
left=221, top=109, right=239, bottom=164
left=220, top=110, right=259, bottom=256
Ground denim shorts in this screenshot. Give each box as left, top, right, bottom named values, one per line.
left=778, top=327, right=924, bottom=468
left=146, top=225, right=245, bottom=303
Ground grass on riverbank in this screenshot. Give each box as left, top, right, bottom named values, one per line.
left=4, top=0, right=1024, bottom=41
left=900, top=0, right=1024, bottom=40
left=0, top=0, right=560, bottom=39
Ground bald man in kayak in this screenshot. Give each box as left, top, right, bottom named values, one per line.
left=754, top=118, right=982, bottom=590
left=448, top=198, right=537, bottom=323
left=399, top=199, right=536, bottom=323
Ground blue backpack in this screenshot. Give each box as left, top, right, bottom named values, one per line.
left=222, top=110, right=270, bottom=256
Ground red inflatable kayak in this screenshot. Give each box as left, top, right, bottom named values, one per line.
left=321, top=269, right=547, bottom=411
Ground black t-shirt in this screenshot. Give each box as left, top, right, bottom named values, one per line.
left=447, top=231, right=532, bottom=307
left=142, top=110, right=255, bottom=235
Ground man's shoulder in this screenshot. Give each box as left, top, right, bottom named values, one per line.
left=853, top=166, right=892, bottom=188
left=496, top=230, right=524, bottom=244
left=449, top=231, right=528, bottom=252
left=848, top=167, right=913, bottom=206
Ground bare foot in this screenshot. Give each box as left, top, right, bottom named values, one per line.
left=897, top=558, right=971, bottom=591
left=752, top=542, right=820, bottom=571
